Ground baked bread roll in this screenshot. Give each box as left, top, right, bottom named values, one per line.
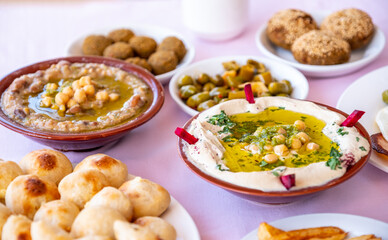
left=291, top=30, right=350, bottom=65
left=85, top=187, right=133, bottom=221
left=0, top=160, right=23, bottom=202
left=5, top=174, right=60, bottom=219
left=31, top=220, right=72, bottom=240
left=0, top=203, right=12, bottom=238
left=266, top=9, right=318, bottom=49
left=20, top=149, right=72, bottom=185
left=34, top=199, right=79, bottom=232
left=321, top=8, right=374, bottom=49
left=71, top=206, right=126, bottom=238
left=2, top=215, right=32, bottom=240
left=114, top=220, right=158, bottom=240
left=74, top=154, right=127, bottom=188
left=135, top=216, right=177, bottom=240
left=58, top=169, right=108, bottom=209
left=74, top=236, right=112, bottom=240
left=119, top=177, right=170, bottom=219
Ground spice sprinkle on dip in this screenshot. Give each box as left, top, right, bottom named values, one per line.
left=1, top=61, right=152, bottom=133
left=183, top=97, right=370, bottom=191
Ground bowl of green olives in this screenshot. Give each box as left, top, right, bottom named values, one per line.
left=169, top=56, right=309, bottom=116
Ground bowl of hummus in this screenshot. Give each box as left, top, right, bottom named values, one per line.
left=177, top=97, right=371, bottom=204
left=0, top=56, right=164, bottom=151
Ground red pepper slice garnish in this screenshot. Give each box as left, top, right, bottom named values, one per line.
left=175, top=127, right=198, bottom=144
left=244, top=84, right=255, bottom=104
left=280, top=174, right=295, bottom=190
left=340, top=110, right=365, bottom=127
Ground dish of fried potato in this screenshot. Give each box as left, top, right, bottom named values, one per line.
left=241, top=213, right=388, bottom=240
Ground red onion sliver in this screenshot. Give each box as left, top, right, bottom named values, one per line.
left=280, top=174, right=295, bottom=190
left=244, top=84, right=255, bottom=104
left=340, top=110, right=365, bottom=127
left=175, top=127, right=198, bottom=144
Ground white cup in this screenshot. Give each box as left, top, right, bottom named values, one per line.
left=182, top=0, right=249, bottom=41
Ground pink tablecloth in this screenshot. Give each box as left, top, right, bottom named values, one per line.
left=0, top=0, right=387, bottom=239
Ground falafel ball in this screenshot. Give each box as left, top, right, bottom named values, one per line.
left=320, top=8, right=374, bottom=49
left=148, top=50, right=178, bottom=75
left=157, top=36, right=187, bottom=61
left=82, top=35, right=113, bottom=56
left=103, top=42, right=134, bottom=59
left=266, top=9, right=318, bottom=50
left=125, top=57, right=152, bottom=72
left=108, top=29, right=135, bottom=43
left=129, top=36, right=157, bottom=58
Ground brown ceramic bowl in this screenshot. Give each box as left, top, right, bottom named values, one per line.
left=0, top=56, right=164, bottom=151
left=177, top=101, right=371, bottom=204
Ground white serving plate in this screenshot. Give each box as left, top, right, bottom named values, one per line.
left=255, top=12, right=386, bottom=78
left=162, top=196, right=200, bottom=240
left=336, top=66, right=388, bottom=173
left=169, top=55, right=309, bottom=116
left=67, top=25, right=195, bottom=85
left=242, top=213, right=388, bottom=240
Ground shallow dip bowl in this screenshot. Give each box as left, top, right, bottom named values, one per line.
left=177, top=100, right=371, bottom=204
left=0, top=56, right=164, bottom=151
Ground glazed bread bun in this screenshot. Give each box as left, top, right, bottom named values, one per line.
left=34, top=200, right=79, bottom=232
left=0, top=203, right=12, bottom=237
left=74, top=236, right=113, bottom=240
left=71, top=206, right=126, bottom=238
left=85, top=187, right=133, bottom=221
left=5, top=174, right=60, bottom=219
left=114, top=220, right=158, bottom=240
left=58, top=169, right=108, bottom=209
left=267, top=9, right=318, bottom=49
left=0, top=160, right=24, bottom=202
left=20, top=149, right=73, bottom=185
left=321, top=8, right=374, bottom=49
left=2, top=215, right=32, bottom=240
left=119, top=177, right=170, bottom=219
left=135, top=216, right=177, bottom=240
left=31, top=220, right=72, bottom=240
left=74, top=154, right=128, bottom=188
left=291, top=30, right=350, bottom=65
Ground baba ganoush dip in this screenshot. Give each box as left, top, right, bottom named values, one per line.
left=1, top=61, right=152, bottom=132
left=183, top=97, right=370, bottom=191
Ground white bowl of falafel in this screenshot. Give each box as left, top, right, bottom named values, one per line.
left=67, top=25, right=195, bottom=84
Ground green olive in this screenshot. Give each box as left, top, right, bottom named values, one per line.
left=193, top=81, right=203, bottom=92
left=197, top=73, right=211, bottom=84
left=383, top=90, right=388, bottom=104
left=210, top=75, right=224, bottom=86
left=261, top=92, right=272, bottom=97
left=276, top=93, right=289, bottom=97
left=179, top=85, right=198, bottom=99
left=239, top=65, right=255, bottom=82
left=178, top=75, right=194, bottom=87
left=225, top=76, right=242, bottom=88
left=280, top=80, right=293, bottom=94
left=203, top=82, right=216, bottom=92
left=222, top=61, right=240, bottom=71
left=186, top=92, right=210, bottom=108
left=268, top=82, right=289, bottom=95
left=197, top=100, right=216, bottom=112
left=210, top=87, right=229, bottom=98
left=247, top=59, right=260, bottom=69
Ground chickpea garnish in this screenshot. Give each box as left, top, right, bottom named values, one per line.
left=40, top=97, right=53, bottom=107
left=74, top=89, right=87, bottom=103
left=291, top=138, right=302, bottom=149
left=96, top=90, right=109, bottom=102
left=67, top=99, right=77, bottom=108
left=72, top=80, right=82, bottom=90
left=79, top=76, right=92, bottom=86
left=306, top=142, right=320, bottom=151
left=294, top=120, right=306, bottom=131
left=296, top=132, right=310, bottom=143
left=55, top=92, right=70, bottom=105
left=277, top=127, right=287, bottom=135
left=62, top=86, right=74, bottom=97
left=46, top=83, right=58, bottom=91
left=264, top=154, right=279, bottom=164
left=109, top=93, right=120, bottom=101
left=264, top=145, right=273, bottom=152
left=83, top=85, right=95, bottom=96
left=273, top=134, right=286, bottom=144
left=274, top=144, right=289, bottom=156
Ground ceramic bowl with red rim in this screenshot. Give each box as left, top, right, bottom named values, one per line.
left=177, top=98, right=371, bottom=204
left=0, top=56, right=164, bottom=151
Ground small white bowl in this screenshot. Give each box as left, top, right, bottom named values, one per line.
left=67, top=25, right=195, bottom=84
left=255, top=12, right=386, bottom=78
left=169, top=56, right=309, bottom=116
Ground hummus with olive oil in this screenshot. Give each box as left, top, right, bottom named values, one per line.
left=183, top=97, right=369, bottom=191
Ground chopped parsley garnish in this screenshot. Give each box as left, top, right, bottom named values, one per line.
left=359, top=146, right=367, bottom=151
left=222, top=136, right=234, bottom=142
left=337, top=127, right=349, bottom=136
left=207, top=110, right=235, bottom=134
left=271, top=167, right=285, bottom=177
left=260, top=161, right=268, bottom=167
left=356, top=137, right=360, bottom=142
left=279, top=106, right=285, bottom=110
left=326, top=147, right=343, bottom=170
left=216, top=164, right=228, bottom=171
